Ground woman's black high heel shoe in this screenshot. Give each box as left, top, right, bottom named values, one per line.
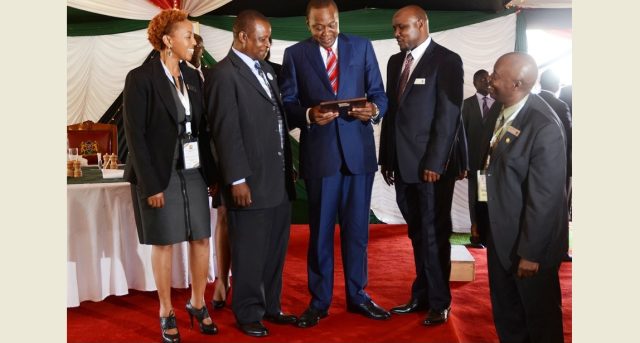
left=212, top=278, right=230, bottom=309
left=159, top=310, right=181, bottom=343
left=185, top=302, right=218, bottom=335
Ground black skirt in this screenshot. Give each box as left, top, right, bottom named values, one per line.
left=131, top=167, right=211, bottom=245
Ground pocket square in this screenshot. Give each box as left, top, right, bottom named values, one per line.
left=414, top=78, right=426, bottom=85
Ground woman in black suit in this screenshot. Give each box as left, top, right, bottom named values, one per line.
left=123, top=9, right=217, bottom=343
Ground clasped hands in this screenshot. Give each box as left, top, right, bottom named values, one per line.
left=309, top=102, right=376, bottom=125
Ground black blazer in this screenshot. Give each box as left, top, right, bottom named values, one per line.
left=442, top=115, right=469, bottom=178
left=461, top=95, right=501, bottom=173
left=123, top=57, right=215, bottom=198
left=483, top=94, right=568, bottom=270
left=205, top=50, right=295, bottom=210
left=379, top=40, right=464, bottom=183
left=538, top=90, right=572, bottom=177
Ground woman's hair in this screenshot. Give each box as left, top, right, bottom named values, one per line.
left=147, top=9, right=189, bottom=51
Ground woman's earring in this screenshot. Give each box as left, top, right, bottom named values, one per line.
left=168, top=46, right=172, bottom=57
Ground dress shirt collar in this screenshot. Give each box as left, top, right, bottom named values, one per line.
left=500, top=94, right=529, bottom=125
left=476, top=92, right=495, bottom=107
left=232, top=47, right=260, bottom=71
left=319, top=38, right=339, bottom=65
left=406, top=36, right=431, bottom=65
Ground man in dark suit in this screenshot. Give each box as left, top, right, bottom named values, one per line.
left=539, top=69, right=572, bottom=262
left=205, top=10, right=297, bottom=337
left=480, top=52, right=567, bottom=343
left=280, top=0, right=389, bottom=328
left=462, top=69, right=500, bottom=247
left=378, top=5, right=463, bottom=326
left=559, top=84, right=572, bottom=112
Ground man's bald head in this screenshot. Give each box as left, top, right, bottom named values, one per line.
left=489, top=52, right=538, bottom=106
left=394, top=5, right=428, bottom=23
left=392, top=5, right=429, bottom=51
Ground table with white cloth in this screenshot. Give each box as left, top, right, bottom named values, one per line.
left=67, top=168, right=217, bottom=308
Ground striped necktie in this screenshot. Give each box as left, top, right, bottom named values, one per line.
left=397, top=52, right=414, bottom=101
left=326, top=47, right=339, bottom=94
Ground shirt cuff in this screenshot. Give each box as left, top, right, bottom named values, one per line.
left=306, top=108, right=312, bottom=125
left=232, top=178, right=246, bottom=185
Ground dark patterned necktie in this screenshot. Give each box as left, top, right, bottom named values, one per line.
left=397, top=52, right=414, bottom=101
left=482, top=96, right=490, bottom=120
left=326, top=47, right=339, bottom=94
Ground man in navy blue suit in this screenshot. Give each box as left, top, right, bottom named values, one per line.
left=280, top=0, right=389, bottom=328
left=378, top=5, right=464, bottom=327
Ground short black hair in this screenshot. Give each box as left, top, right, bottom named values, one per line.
left=233, top=9, right=269, bottom=39
left=473, top=69, right=489, bottom=81
left=306, top=0, right=338, bottom=18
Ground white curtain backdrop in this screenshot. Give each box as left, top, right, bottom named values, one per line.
left=68, top=0, right=164, bottom=20
left=67, top=0, right=232, bottom=20
left=67, top=13, right=515, bottom=230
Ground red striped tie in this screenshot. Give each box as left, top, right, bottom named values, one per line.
left=326, top=47, right=339, bottom=94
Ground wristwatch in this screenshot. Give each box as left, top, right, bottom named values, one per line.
left=370, top=102, right=380, bottom=122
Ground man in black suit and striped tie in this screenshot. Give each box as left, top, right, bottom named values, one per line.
left=461, top=69, right=500, bottom=247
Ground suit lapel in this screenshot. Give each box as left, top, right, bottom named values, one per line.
left=180, top=62, right=200, bottom=130
left=303, top=38, right=334, bottom=95
left=151, top=58, right=179, bottom=125
left=491, top=98, right=530, bottom=163
left=387, top=53, right=402, bottom=100
left=336, top=34, right=351, bottom=97
left=228, top=50, right=274, bottom=104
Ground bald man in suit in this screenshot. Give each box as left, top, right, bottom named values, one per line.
left=379, top=5, right=464, bottom=326
left=480, top=52, right=567, bottom=343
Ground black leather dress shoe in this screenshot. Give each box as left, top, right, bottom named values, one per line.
left=296, top=307, right=328, bottom=328
left=423, top=307, right=450, bottom=326
left=390, top=298, right=428, bottom=314
left=347, top=299, right=391, bottom=320
left=238, top=321, right=268, bottom=337
left=264, top=312, right=298, bottom=325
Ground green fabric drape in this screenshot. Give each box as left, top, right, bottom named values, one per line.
left=68, top=7, right=515, bottom=39
left=67, top=7, right=149, bottom=36
left=202, top=49, right=217, bottom=66
left=198, top=8, right=514, bottom=41
left=515, top=10, right=528, bottom=52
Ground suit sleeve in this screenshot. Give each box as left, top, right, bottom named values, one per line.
left=363, top=39, right=388, bottom=122
left=559, top=101, right=572, bottom=176
left=205, top=66, right=252, bottom=185
left=517, top=121, right=567, bottom=262
left=122, top=70, right=162, bottom=198
left=197, top=105, right=218, bottom=187
left=421, top=52, right=464, bottom=174
left=280, top=48, right=308, bottom=130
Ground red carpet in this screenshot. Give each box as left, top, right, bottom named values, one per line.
left=68, top=224, right=572, bottom=342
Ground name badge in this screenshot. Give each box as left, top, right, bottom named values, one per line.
left=507, top=126, right=521, bottom=137
left=182, top=140, right=200, bottom=169
left=477, top=170, right=488, bottom=202
left=414, top=78, right=426, bottom=85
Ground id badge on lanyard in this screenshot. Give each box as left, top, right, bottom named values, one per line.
left=175, top=77, right=200, bottom=170
left=477, top=170, right=488, bottom=202
left=182, top=136, right=200, bottom=169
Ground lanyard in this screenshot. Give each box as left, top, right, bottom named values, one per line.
left=169, top=74, right=193, bottom=135
left=161, top=60, right=193, bottom=135
left=484, top=116, right=516, bottom=170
